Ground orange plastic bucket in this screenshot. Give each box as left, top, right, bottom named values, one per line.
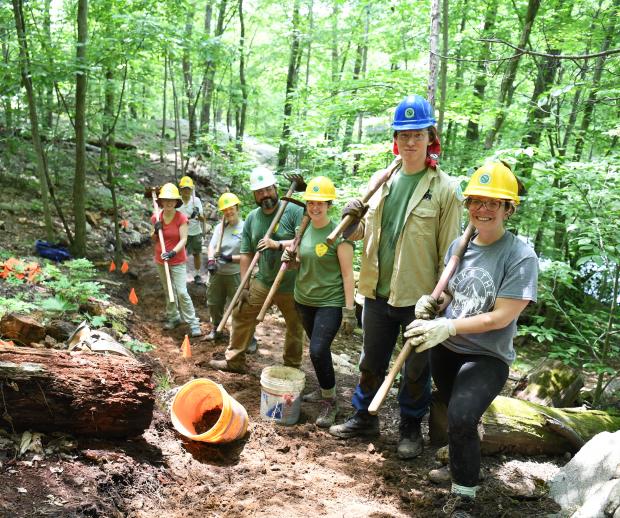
left=170, top=378, right=249, bottom=443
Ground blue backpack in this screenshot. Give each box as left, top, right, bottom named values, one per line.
left=35, top=240, right=73, bottom=262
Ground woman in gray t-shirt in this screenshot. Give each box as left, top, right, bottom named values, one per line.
left=404, top=162, right=538, bottom=516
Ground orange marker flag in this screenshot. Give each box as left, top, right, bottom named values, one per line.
left=109, top=261, right=116, bottom=272
left=129, top=287, right=138, bottom=305
left=181, top=335, right=192, bottom=358
left=121, top=261, right=129, bottom=274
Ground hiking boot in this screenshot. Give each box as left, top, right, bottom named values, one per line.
left=442, top=494, right=475, bottom=517
left=316, top=398, right=339, bottom=428
left=189, top=325, right=202, bottom=338
left=328, top=411, right=379, bottom=439
left=194, top=274, right=203, bottom=284
left=428, top=465, right=451, bottom=484
left=246, top=337, right=258, bottom=354
left=302, top=389, right=323, bottom=403
left=205, top=330, right=223, bottom=341
left=163, top=318, right=182, bottom=330
left=397, top=418, right=423, bottom=459
left=208, top=359, right=246, bottom=374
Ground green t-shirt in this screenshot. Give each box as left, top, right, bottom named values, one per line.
left=294, top=220, right=352, bottom=307
left=240, top=201, right=304, bottom=292
left=376, top=169, right=426, bottom=298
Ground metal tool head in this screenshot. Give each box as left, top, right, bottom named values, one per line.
left=283, top=172, right=307, bottom=193
left=280, top=196, right=306, bottom=209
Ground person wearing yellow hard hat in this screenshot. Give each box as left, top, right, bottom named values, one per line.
left=177, top=176, right=206, bottom=284
left=329, top=95, right=461, bottom=462
left=282, top=176, right=355, bottom=428
left=205, top=193, right=255, bottom=352
left=151, top=183, right=201, bottom=337
left=403, top=162, right=538, bottom=514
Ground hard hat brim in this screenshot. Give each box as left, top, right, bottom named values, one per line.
left=392, top=121, right=435, bottom=131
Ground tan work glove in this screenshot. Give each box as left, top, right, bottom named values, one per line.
left=341, top=307, right=357, bottom=335
left=404, top=318, right=456, bottom=353
left=415, top=294, right=444, bottom=320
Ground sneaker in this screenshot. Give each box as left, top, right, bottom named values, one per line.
left=208, top=359, right=246, bottom=374
left=428, top=465, right=451, bottom=484
left=316, top=398, right=339, bottom=428
left=205, top=330, right=223, bottom=341
left=246, top=337, right=258, bottom=354
left=328, top=411, right=379, bottom=439
left=442, top=494, right=475, bottom=517
left=189, top=325, right=202, bottom=338
left=194, top=274, right=203, bottom=284
left=163, top=319, right=182, bottom=330
left=397, top=418, right=423, bottom=459
left=302, top=389, right=323, bottom=403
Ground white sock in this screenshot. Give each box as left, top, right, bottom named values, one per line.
left=451, top=482, right=477, bottom=499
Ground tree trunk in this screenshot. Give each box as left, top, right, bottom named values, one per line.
left=72, top=0, right=88, bottom=257
left=11, top=0, right=54, bottom=242
left=484, top=0, right=541, bottom=149
left=236, top=0, right=247, bottom=150
left=276, top=0, right=302, bottom=171
left=324, top=0, right=340, bottom=144
left=1, top=28, right=14, bottom=130
left=436, top=0, right=449, bottom=134
left=160, top=54, right=168, bottom=163
left=513, top=359, right=583, bottom=408
left=0, top=346, right=154, bottom=438
left=43, top=0, right=54, bottom=131
left=427, top=0, right=440, bottom=107
left=465, top=0, right=498, bottom=142
left=341, top=43, right=364, bottom=154
left=429, top=395, right=620, bottom=455
left=182, top=3, right=197, bottom=147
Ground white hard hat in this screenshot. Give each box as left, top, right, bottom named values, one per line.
left=249, top=166, right=277, bottom=191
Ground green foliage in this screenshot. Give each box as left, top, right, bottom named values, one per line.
left=37, top=296, right=78, bottom=314
left=42, top=259, right=107, bottom=305
left=0, top=296, right=37, bottom=318
left=124, top=339, right=156, bottom=353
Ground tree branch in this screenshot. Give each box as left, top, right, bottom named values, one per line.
left=481, top=38, right=620, bottom=60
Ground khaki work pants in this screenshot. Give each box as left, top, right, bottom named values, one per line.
left=225, top=278, right=303, bottom=369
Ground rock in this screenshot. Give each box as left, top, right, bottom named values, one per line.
left=46, top=320, right=75, bottom=342
left=549, top=431, right=620, bottom=516
left=496, top=460, right=556, bottom=499
left=0, top=313, right=46, bottom=345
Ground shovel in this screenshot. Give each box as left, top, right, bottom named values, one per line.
left=368, top=222, right=476, bottom=415
left=216, top=173, right=307, bottom=333
left=256, top=197, right=310, bottom=322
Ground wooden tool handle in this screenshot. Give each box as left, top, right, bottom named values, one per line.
left=151, top=191, right=175, bottom=303
left=326, top=158, right=402, bottom=244
left=367, top=222, right=475, bottom=415
left=215, top=216, right=226, bottom=256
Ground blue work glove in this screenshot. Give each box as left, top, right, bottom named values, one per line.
left=207, top=259, right=218, bottom=273
left=154, top=221, right=163, bottom=233
left=161, top=250, right=177, bottom=261
left=190, top=207, right=200, bottom=219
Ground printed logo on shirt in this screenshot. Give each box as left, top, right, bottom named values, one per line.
left=273, top=223, right=279, bottom=234
left=448, top=267, right=496, bottom=318
left=315, top=243, right=328, bottom=257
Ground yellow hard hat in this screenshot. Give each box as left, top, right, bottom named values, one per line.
left=218, top=192, right=241, bottom=211
left=178, top=176, right=194, bottom=189
left=158, top=183, right=183, bottom=207
left=463, top=162, right=520, bottom=204
left=302, top=176, right=337, bottom=201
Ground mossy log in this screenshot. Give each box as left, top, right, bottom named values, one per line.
left=429, top=395, right=620, bottom=455
left=512, top=359, right=583, bottom=407
left=0, top=345, right=154, bottom=438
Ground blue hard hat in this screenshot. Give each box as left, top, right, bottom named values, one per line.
left=392, top=95, right=436, bottom=130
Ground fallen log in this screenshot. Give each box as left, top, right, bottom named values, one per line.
left=0, top=345, right=154, bottom=438
left=429, top=395, right=620, bottom=455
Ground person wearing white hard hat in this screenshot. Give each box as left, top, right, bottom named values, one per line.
left=209, top=166, right=305, bottom=373
left=150, top=183, right=201, bottom=337
left=404, top=162, right=538, bottom=516
left=177, top=176, right=206, bottom=284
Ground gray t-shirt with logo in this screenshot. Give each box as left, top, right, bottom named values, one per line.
left=443, top=231, right=538, bottom=365
left=209, top=219, right=244, bottom=275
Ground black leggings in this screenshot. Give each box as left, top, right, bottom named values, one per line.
left=431, top=345, right=509, bottom=487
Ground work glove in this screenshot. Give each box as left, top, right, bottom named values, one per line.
left=153, top=221, right=163, bottom=233
left=207, top=259, right=218, bottom=273
left=341, top=307, right=357, bottom=335
left=403, top=318, right=456, bottom=353
left=415, top=294, right=444, bottom=320
left=220, top=253, right=233, bottom=263
left=341, top=198, right=368, bottom=239
left=281, top=249, right=296, bottom=263
left=161, top=250, right=177, bottom=261
left=236, top=288, right=251, bottom=310
left=190, top=207, right=200, bottom=219
left=257, top=237, right=278, bottom=252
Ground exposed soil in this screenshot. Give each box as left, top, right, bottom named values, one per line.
left=193, top=408, right=223, bottom=435
left=0, top=244, right=565, bottom=518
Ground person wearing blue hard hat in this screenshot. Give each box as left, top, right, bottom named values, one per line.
left=329, top=95, right=461, bottom=461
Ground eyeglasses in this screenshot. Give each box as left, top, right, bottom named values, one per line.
left=465, top=198, right=503, bottom=212
left=396, top=131, right=428, bottom=142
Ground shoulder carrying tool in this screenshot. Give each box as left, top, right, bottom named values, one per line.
left=368, top=222, right=475, bottom=415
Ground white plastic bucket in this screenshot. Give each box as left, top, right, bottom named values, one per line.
left=260, top=366, right=305, bottom=425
